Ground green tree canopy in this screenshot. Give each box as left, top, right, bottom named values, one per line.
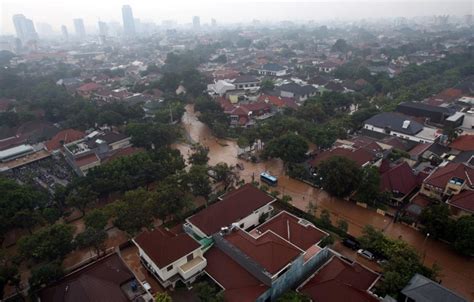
left=318, top=156, right=362, bottom=198
left=262, top=133, right=308, bottom=164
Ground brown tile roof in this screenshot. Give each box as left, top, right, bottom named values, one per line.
left=75, top=153, right=100, bottom=167
left=256, top=211, right=327, bottom=250
left=380, top=162, right=418, bottom=196
left=188, top=184, right=275, bottom=236
left=45, top=129, right=85, bottom=151
left=424, top=163, right=474, bottom=189
left=449, top=190, right=474, bottom=214
left=299, top=256, right=379, bottom=302
left=449, top=135, right=474, bottom=152
left=102, top=146, right=144, bottom=164
left=309, top=147, right=374, bottom=167
left=205, top=247, right=268, bottom=302
left=225, top=229, right=301, bottom=275
left=77, top=82, right=102, bottom=92
left=39, top=253, right=135, bottom=302
left=134, top=227, right=200, bottom=269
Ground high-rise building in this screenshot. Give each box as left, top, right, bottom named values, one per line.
left=12, top=14, right=38, bottom=43
left=122, top=5, right=136, bottom=36
left=73, top=18, right=86, bottom=39
left=98, top=21, right=108, bottom=36
left=61, top=25, right=69, bottom=40
left=193, top=16, right=200, bottom=29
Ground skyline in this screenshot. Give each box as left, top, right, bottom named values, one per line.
left=2, top=0, right=473, bottom=35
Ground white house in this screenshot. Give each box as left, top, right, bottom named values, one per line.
left=257, top=63, right=287, bottom=77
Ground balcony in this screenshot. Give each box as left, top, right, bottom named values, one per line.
left=178, top=256, right=207, bottom=280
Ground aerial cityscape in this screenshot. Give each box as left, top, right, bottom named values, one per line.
left=0, top=1, right=473, bottom=301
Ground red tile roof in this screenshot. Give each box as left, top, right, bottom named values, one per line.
left=299, top=256, right=379, bottom=302
left=205, top=247, right=268, bottom=302
left=310, top=147, right=374, bottom=167
left=409, top=143, right=432, bottom=157
left=188, top=184, right=275, bottom=236
left=256, top=211, right=327, bottom=250
left=39, top=253, right=135, bottom=302
left=449, top=190, right=474, bottom=214
left=77, top=82, right=102, bottom=92
left=102, top=146, right=144, bottom=164
left=45, top=129, right=85, bottom=151
left=75, top=153, right=100, bottom=167
left=424, top=163, right=474, bottom=189
left=225, top=229, right=301, bottom=275
left=258, top=94, right=298, bottom=109
left=435, top=88, right=463, bottom=102
left=134, top=227, right=200, bottom=269
left=449, top=135, right=474, bottom=152
left=380, top=162, right=418, bottom=196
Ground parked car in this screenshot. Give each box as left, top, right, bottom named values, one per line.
left=342, top=238, right=360, bottom=250
left=357, top=249, right=375, bottom=260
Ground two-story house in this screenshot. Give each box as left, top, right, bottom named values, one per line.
left=257, top=63, right=287, bottom=77
left=420, top=162, right=474, bottom=201
left=133, top=227, right=207, bottom=289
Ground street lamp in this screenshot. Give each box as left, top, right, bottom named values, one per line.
left=422, top=233, right=430, bottom=264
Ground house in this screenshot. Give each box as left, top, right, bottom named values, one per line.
left=317, top=61, right=338, bottom=73
left=133, top=227, right=206, bottom=288
left=76, top=82, right=103, bottom=98
left=257, top=63, right=287, bottom=77
left=380, top=161, right=420, bottom=201
left=232, top=75, right=260, bottom=90
left=258, top=94, right=298, bottom=110
left=207, top=80, right=236, bottom=96
left=45, top=129, right=85, bottom=152
left=396, top=102, right=454, bottom=124
left=400, top=273, right=467, bottom=302
left=420, top=162, right=474, bottom=201
left=447, top=190, right=474, bottom=218
left=364, top=112, right=441, bottom=143
left=277, top=83, right=318, bottom=102
left=309, top=147, right=377, bottom=168
left=205, top=210, right=330, bottom=302
left=38, top=253, right=152, bottom=302
left=185, top=184, right=276, bottom=238
left=297, top=254, right=381, bottom=302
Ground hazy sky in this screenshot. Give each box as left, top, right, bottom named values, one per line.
left=1, top=0, right=473, bottom=34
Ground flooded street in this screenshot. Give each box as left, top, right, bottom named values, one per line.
left=174, top=104, right=474, bottom=300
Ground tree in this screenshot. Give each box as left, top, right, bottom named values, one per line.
left=18, top=224, right=75, bottom=262
left=76, top=228, right=108, bottom=256
left=281, top=195, right=293, bottom=204
left=318, top=156, right=361, bottom=198
left=153, top=176, right=193, bottom=222
left=260, top=78, right=275, bottom=91
left=337, top=219, right=349, bottom=233
left=189, top=144, right=210, bottom=166
left=126, top=123, right=179, bottom=150
left=212, top=163, right=239, bottom=191
left=66, top=185, right=98, bottom=216
left=187, top=165, right=212, bottom=198
left=443, top=126, right=462, bottom=144
left=355, top=166, right=381, bottom=206
left=306, top=201, right=317, bottom=216
left=111, top=188, right=155, bottom=237
left=277, top=291, right=310, bottom=302
left=262, top=133, right=308, bottom=164
left=320, top=209, right=332, bottom=227
left=194, top=282, right=224, bottom=302
left=84, top=209, right=109, bottom=230
left=155, top=292, right=173, bottom=302
left=419, top=204, right=451, bottom=240
left=331, top=39, right=351, bottom=53
left=29, top=262, right=64, bottom=291
left=452, top=216, right=474, bottom=256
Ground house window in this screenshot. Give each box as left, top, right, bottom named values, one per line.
left=167, top=265, right=173, bottom=271
left=187, top=254, right=194, bottom=262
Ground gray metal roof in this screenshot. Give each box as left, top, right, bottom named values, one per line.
left=401, top=274, right=467, bottom=302
left=364, top=112, right=424, bottom=135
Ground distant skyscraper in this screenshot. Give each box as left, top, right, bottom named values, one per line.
left=193, top=16, right=200, bottom=29
left=98, top=21, right=108, bottom=36
left=122, top=5, right=136, bottom=36
left=12, top=14, right=38, bottom=43
left=73, top=18, right=86, bottom=39
left=211, top=19, right=217, bottom=27
left=61, top=25, right=69, bottom=40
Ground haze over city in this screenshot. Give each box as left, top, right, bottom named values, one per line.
left=1, top=0, right=473, bottom=34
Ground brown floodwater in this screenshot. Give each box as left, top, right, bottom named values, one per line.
left=174, top=104, right=474, bottom=300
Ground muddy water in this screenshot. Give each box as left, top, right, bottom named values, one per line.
left=174, top=104, right=474, bottom=300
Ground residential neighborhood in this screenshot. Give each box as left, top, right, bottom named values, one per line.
left=1, top=2, right=473, bottom=302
